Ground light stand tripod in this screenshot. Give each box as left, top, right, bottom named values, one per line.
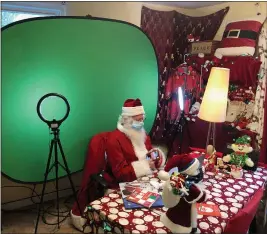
left=34, top=122, right=83, bottom=233
left=175, top=110, right=192, bottom=154
left=35, top=93, right=82, bottom=234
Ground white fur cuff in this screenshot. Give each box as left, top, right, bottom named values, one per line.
left=132, top=160, right=152, bottom=178
left=122, top=106, right=145, bottom=116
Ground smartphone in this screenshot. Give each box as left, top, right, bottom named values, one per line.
left=146, top=150, right=159, bottom=160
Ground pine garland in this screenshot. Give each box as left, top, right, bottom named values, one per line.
left=229, top=152, right=249, bottom=167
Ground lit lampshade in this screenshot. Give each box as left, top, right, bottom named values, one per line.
left=198, top=67, right=230, bottom=123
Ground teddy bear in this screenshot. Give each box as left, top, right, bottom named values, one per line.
left=223, top=135, right=254, bottom=169
left=186, top=101, right=201, bottom=122
left=158, top=154, right=207, bottom=233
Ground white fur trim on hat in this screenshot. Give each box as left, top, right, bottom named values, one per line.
left=181, top=158, right=200, bottom=176
left=198, top=53, right=205, bottom=58
left=132, top=160, right=152, bottom=178
left=122, top=106, right=145, bottom=116
left=216, top=47, right=255, bottom=56
left=214, top=51, right=223, bottom=59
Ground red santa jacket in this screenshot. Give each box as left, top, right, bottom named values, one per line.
left=106, top=126, right=153, bottom=183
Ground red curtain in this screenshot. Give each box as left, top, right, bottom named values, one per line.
left=140, top=6, right=229, bottom=144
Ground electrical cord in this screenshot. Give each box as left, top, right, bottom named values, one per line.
left=2, top=128, right=81, bottom=227
left=1, top=184, right=80, bottom=226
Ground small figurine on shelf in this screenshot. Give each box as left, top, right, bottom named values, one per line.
left=187, top=34, right=195, bottom=42
left=205, top=145, right=217, bottom=172
left=223, top=135, right=254, bottom=172
left=216, top=158, right=232, bottom=178
left=158, top=154, right=207, bottom=234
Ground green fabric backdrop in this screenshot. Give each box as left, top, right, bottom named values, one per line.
left=1, top=17, right=158, bottom=183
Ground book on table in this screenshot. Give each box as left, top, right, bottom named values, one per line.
left=196, top=203, right=221, bottom=217
left=119, top=181, right=164, bottom=209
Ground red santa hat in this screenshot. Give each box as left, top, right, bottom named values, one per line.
left=158, top=154, right=200, bottom=181
left=121, top=98, right=145, bottom=116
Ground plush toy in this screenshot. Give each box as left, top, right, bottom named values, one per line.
left=246, top=115, right=259, bottom=132
left=158, top=154, right=207, bottom=234
left=186, top=101, right=201, bottom=122
left=205, top=145, right=217, bottom=172
left=187, top=34, right=195, bottom=42
left=223, top=135, right=254, bottom=168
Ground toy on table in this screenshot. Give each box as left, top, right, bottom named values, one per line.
left=169, top=173, right=189, bottom=196
left=230, top=165, right=244, bottom=179
left=158, top=154, right=207, bottom=233
left=223, top=135, right=254, bottom=177
left=204, top=145, right=218, bottom=173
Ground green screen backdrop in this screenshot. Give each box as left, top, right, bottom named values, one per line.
left=1, top=17, right=159, bottom=183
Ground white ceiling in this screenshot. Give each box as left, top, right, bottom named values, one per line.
left=152, top=1, right=226, bottom=9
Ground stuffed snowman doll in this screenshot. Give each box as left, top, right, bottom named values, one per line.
left=223, top=135, right=254, bottom=168
left=158, top=154, right=207, bottom=233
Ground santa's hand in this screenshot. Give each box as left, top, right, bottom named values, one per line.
left=148, top=159, right=156, bottom=170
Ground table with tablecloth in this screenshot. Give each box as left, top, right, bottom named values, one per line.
left=83, top=166, right=267, bottom=234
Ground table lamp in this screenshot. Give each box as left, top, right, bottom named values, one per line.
left=198, top=67, right=230, bottom=150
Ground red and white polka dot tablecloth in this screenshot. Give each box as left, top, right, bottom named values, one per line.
left=84, top=167, right=267, bottom=234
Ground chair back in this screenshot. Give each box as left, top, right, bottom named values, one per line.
left=71, top=132, right=112, bottom=216
left=224, top=187, right=264, bottom=234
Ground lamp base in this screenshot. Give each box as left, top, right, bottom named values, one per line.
left=206, top=122, right=216, bottom=151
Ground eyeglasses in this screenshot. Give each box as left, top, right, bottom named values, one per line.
left=133, top=115, right=146, bottom=122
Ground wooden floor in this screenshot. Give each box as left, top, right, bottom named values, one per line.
left=2, top=199, right=80, bottom=234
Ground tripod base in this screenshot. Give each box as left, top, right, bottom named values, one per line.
left=34, top=128, right=82, bottom=234
left=176, top=111, right=192, bottom=154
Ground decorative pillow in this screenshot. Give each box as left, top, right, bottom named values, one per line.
left=215, top=16, right=266, bottom=56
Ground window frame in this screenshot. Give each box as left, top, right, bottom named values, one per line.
left=1, top=1, right=66, bottom=17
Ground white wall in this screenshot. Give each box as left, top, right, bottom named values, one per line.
left=66, top=1, right=198, bottom=26
left=193, top=2, right=267, bottom=40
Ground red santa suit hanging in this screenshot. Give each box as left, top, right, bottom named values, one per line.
left=106, top=98, right=166, bottom=182
left=158, top=154, right=207, bottom=233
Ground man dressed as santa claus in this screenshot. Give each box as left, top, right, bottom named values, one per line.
left=71, top=98, right=166, bottom=232
left=106, top=98, right=166, bottom=182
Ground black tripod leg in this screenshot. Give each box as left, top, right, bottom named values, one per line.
left=185, top=120, right=192, bottom=147
left=57, top=139, right=83, bottom=216
left=54, top=140, right=60, bottom=229
left=34, top=140, right=54, bottom=234
left=179, top=125, right=184, bottom=154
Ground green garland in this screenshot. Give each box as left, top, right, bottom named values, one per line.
left=235, top=135, right=251, bottom=145
left=229, top=153, right=249, bottom=167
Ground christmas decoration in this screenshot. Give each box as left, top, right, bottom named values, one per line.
left=158, top=154, right=207, bottom=233
left=205, top=145, right=217, bottom=172
left=186, top=101, right=201, bottom=122
left=223, top=135, right=254, bottom=172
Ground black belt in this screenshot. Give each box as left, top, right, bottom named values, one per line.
left=223, top=30, right=258, bottom=40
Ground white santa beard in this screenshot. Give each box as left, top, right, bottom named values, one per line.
left=117, top=122, right=148, bottom=160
